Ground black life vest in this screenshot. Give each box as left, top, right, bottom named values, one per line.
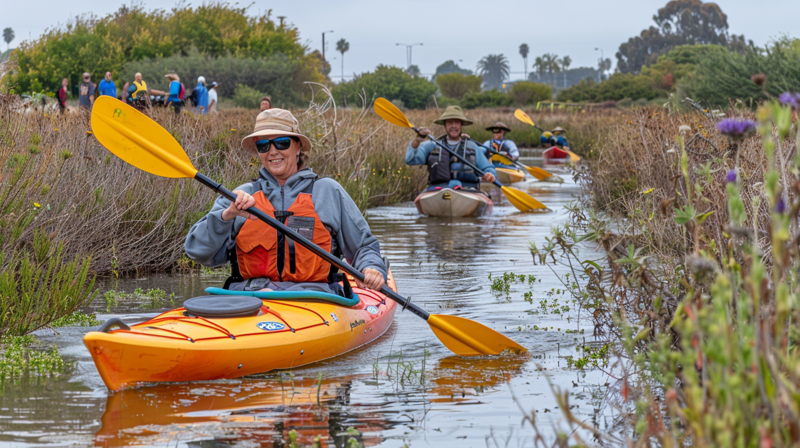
left=426, top=138, right=477, bottom=184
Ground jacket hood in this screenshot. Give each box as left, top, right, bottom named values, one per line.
left=257, top=167, right=317, bottom=192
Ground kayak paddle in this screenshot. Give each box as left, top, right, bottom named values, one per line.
left=468, top=139, right=555, bottom=181
left=89, top=96, right=526, bottom=357
left=374, top=98, right=547, bottom=212
left=513, top=109, right=581, bottom=163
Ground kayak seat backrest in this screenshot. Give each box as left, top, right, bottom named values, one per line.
left=205, top=287, right=361, bottom=307
left=183, top=295, right=264, bottom=318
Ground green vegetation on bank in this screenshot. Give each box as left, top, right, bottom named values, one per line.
left=5, top=4, right=323, bottom=105
left=1, top=336, right=66, bottom=381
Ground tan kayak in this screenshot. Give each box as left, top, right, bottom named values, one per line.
left=414, top=188, right=493, bottom=218
left=495, top=167, right=526, bottom=184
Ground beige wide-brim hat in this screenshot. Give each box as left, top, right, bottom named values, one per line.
left=241, top=108, right=312, bottom=155
left=485, top=121, right=511, bottom=132
left=434, top=105, right=473, bottom=126
left=165, top=73, right=180, bottom=82
left=551, top=126, right=567, bottom=134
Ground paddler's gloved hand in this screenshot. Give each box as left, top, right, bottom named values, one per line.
left=415, top=127, right=430, bottom=142
left=357, top=268, right=385, bottom=290
left=482, top=172, right=496, bottom=183
left=221, top=189, right=258, bottom=221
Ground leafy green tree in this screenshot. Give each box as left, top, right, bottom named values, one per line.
left=406, top=64, right=421, bottom=77
left=332, top=65, right=437, bottom=109
left=476, top=54, right=510, bottom=90
left=336, top=38, right=349, bottom=80
left=435, top=60, right=472, bottom=77
left=3, top=28, right=13, bottom=51
left=616, top=0, right=751, bottom=73
left=509, top=81, right=551, bottom=105
left=6, top=4, right=317, bottom=94
left=519, top=44, right=529, bottom=79
left=461, top=89, right=512, bottom=109
left=557, top=73, right=663, bottom=103
left=436, top=73, right=482, bottom=100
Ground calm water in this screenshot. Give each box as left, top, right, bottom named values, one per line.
left=0, top=158, right=618, bottom=447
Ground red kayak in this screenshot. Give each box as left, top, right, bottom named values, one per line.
left=543, top=147, right=570, bottom=165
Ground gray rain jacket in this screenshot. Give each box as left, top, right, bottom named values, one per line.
left=184, top=167, right=386, bottom=290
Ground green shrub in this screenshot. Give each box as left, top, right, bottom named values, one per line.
left=557, top=73, right=664, bottom=103
left=436, top=73, right=482, bottom=100
left=331, top=65, right=437, bottom=109
left=509, top=81, right=551, bottom=105
left=232, top=84, right=266, bottom=109
left=461, top=90, right=512, bottom=109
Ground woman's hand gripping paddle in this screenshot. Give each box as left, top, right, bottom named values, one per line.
left=375, top=98, right=547, bottom=212
left=469, top=139, right=555, bottom=181
left=90, top=96, right=525, bottom=356
left=513, top=109, right=581, bottom=163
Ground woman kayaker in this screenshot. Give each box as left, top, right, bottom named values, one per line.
left=482, top=121, right=519, bottom=167
left=185, top=108, right=386, bottom=295
left=406, top=106, right=496, bottom=190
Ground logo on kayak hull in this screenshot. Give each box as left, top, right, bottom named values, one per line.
left=257, top=321, right=286, bottom=331
left=366, top=306, right=379, bottom=315
left=330, top=313, right=339, bottom=322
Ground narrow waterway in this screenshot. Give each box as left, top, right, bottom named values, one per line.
left=1, top=157, right=617, bottom=447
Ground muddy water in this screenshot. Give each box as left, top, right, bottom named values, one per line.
left=1, top=158, right=617, bottom=447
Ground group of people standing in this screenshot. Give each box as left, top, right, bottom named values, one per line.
left=55, top=72, right=221, bottom=115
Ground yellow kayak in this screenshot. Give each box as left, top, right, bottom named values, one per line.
left=495, top=167, right=526, bottom=184
left=85, top=273, right=398, bottom=391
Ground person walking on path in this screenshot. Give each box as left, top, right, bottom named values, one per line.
left=405, top=106, right=496, bottom=190
left=57, top=78, right=68, bottom=113
left=192, top=76, right=209, bottom=114
left=78, top=73, right=95, bottom=111
left=98, top=72, right=116, bottom=98
left=260, top=96, right=271, bottom=111
left=164, top=73, right=184, bottom=114
left=208, top=81, right=219, bottom=114
left=185, top=108, right=387, bottom=294
left=482, top=121, right=519, bottom=167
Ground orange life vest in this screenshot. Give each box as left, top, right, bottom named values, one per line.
left=235, top=190, right=332, bottom=282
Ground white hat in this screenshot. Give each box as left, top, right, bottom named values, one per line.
left=197, top=76, right=206, bottom=85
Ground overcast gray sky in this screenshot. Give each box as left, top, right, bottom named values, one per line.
left=3, top=0, right=798, bottom=81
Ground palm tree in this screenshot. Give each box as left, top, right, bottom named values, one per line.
left=336, top=38, right=349, bottom=81
left=3, top=28, right=14, bottom=52
left=519, top=44, right=529, bottom=80
left=560, top=55, right=571, bottom=88
left=476, top=54, right=510, bottom=90
left=541, top=53, right=560, bottom=87
left=533, top=56, right=545, bottom=82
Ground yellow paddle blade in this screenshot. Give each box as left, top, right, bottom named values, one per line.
left=564, top=148, right=582, bottom=163
left=526, top=165, right=554, bottom=181
left=501, top=186, right=547, bottom=211
left=513, top=108, right=535, bottom=127
left=374, top=97, right=414, bottom=129
left=427, top=314, right=526, bottom=356
left=91, top=96, right=198, bottom=179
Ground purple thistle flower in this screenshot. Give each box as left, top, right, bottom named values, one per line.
left=776, top=199, right=787, bottom=214
left=716, top=118, right=757, bottom=142
left=726, top=170, right=737, bottom=184
left=778, top=92, right=800, bottom=109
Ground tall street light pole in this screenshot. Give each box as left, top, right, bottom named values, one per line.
left=396, top=43, right=423, bottom=69
left=594, top=47, right=604, bottom=82
left=322, top=30, right=334, bottom=61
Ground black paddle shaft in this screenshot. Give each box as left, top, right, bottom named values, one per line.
left=413, top=127, right=504, bottom=189
left=193, top=173, right=430, bottom=320
left=469, top=139, right=528, bottom=172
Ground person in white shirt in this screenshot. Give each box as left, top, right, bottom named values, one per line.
left=208, top=81, right=219, bottom=114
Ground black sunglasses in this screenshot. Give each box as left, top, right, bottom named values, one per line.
left=255, top=137, right=295, bottom=153
left=491, top=128, right=503, bottom=133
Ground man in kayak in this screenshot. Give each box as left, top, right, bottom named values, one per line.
left=185, top=108, right=386, bottom=295
left=482, top=121, right=519, bottom=167
left=540, top=131, right=554, bottom=148
left=405, top=106, right=496, bottom=190
left=551, top=126, right=571, bottom=148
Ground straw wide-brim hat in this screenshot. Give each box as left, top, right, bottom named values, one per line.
left=485, top=121, right=511, bottom=132
left=551, top=126, right=567, bottom=134
left=241, top=108, right=311, bottom=155
left=434, top=106, right=473, bottom=126
left=165, top=73, right=180, bottom=82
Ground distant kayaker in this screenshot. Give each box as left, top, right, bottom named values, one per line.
left=164, top=73, right=184, bottom=113
left=551, top=126, right=570, bottom=148
left=185, top=108, right=387, bottom=295
left=406, top=106, right=496, bottom=190
left=123, top=72, right=149, bottom=107
left=482, top=121, right=519, bottom=167
left=540, top=131, right=554, bottom=148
